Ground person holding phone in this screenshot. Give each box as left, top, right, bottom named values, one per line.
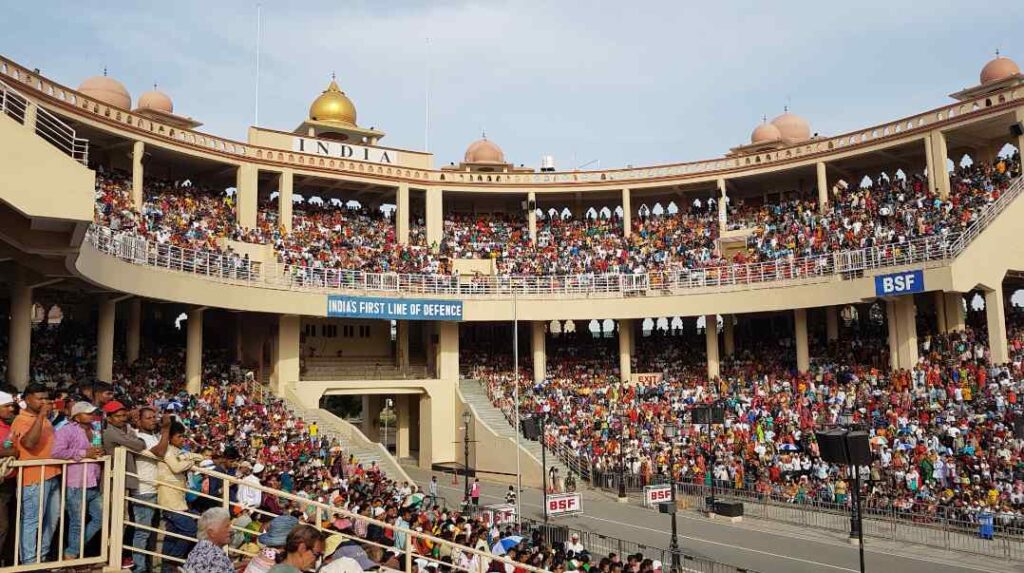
left=52, top=401, right=106, bottom=560
left=11, top=383, right=61, bottom=564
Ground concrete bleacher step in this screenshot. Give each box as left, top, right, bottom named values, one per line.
left=459, top=379, right=574, bottom=481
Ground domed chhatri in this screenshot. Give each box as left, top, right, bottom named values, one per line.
left=78, top=71, right=131, bottom=109
left=980, top=52, right=1021, bottom=85
left=464, top=136, right=505, bottom=164
left=137, top=86, right=173, bottom=113
left=770, top=110, right=811, bottom=144
left=750, top=118, right=782, bottom=144
left=309, top=77, right=357, bottom=127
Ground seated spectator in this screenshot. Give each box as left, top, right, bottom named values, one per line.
left=183, top=507, right=235, bottom=573
left=269, top=524, right=325, bottom=573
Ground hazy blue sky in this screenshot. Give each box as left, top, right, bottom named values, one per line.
left=3, top=1, right=1022, bottom=169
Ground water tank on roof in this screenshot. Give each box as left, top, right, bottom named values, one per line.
left=540, top=155, right=556, bottom=172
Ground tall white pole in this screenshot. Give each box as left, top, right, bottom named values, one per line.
left=513, top=289, right=522, bottom=524
left=254, top=4, right=262, bottom=127
left=424, top=36, right=431, bottom=151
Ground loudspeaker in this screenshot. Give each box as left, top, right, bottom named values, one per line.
left=692, top=405, right=725, bottom=425
left=710, top=406, right=725, bottom=424
left=713, top=501, right=744, bottom=517
left=692, top=407, right=709, bottom=425
left=1014, top=418, right=1024, bottom=440
left=658, top=501, right=674, bottom=514
left=528, top=199, right=537, bottom=211
left=1011, top=122, right=1024, bottom=137
left=522, top=418, right=540, bottom=440
left=816, top=430, right=849, bottom=464
left=846, top=430, right=871, bottom=466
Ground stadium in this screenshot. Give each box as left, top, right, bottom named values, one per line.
left=1, top=10, right=1024, bottom=573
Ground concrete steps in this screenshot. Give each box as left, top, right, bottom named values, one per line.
left=459, top=379, right=574, bottom=482
left=303, top=357, right=429, bottom=381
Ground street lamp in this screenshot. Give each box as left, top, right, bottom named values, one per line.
left=618, top=414, right=628, bottom=501
left=664, top=423, right=680, bottom=573
left=462, top=410, right=472, bottom=509
left=540, top=412, right=549, bottom=525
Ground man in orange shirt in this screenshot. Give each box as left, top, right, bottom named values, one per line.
left=12, top=384, right=62, bottom=565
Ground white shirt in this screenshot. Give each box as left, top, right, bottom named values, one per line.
left=237, top=475, right=263, bottom=508
left=136, top=431, right=161, bottom=495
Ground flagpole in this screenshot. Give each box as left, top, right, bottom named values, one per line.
left=254, top=3, right=262, bottom=127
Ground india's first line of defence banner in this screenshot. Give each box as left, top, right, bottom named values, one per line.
left=327, top=295, right=463, bottom=321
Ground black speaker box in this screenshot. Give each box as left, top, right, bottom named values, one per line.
left=816, top=430, right=849, bottom=464
left=846, top=430, right=871, bottom=466
left=658, top=502, right=674, bottom=514
left=521, top=418, right=540, bottom=440
left=713, top=501, right=744, bottom=517
left=1011, top=121, right=1024, bottom=137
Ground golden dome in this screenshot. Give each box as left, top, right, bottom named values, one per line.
left=78, top=73, right=131, bottom=110
left=770, top=111, right=811, bottom=144
left=464, top=137, right=505, bottom=164
left=138, top=87, right=173, bottom=113
left=750, top=120, right=782, bottom=144
left=980, top=54, right=1021, bottom=85
left=309, top=78, right=357, bottom=127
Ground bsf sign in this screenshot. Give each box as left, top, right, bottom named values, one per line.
left=546, top=492, right=583, bottom=517
left=874, top=270, right=924, bottom=297
left=643, top=485, right=673, bottom=508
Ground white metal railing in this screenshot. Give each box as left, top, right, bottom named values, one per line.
left=0, top=78, right=88, bottom=164
left=84, top=175, right=1024, bottom=298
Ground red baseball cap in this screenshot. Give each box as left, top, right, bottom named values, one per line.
left=102, top=400, right=127, bottom=414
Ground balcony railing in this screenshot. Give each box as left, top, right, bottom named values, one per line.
left=1, top=78, right=88, bottom=164
left=85, top=174, right=1024, bottom=299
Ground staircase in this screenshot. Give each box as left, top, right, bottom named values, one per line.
left=282, top=384, right=414, bottom=485
left=303, top=356, right=429, bottom=381
left=459, top=379, right=575, bottom=484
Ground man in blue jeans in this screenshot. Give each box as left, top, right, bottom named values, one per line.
left=52, top=401, right=105, bottom=560
left=11, top=384, right=62, bottom=565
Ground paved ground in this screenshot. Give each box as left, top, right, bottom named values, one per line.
left=401, top=464, right=1023, bottom=573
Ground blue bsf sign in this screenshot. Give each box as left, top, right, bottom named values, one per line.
left=874, top=270, right=924, bottom=297
left=327, top=295, right=463, bottom=321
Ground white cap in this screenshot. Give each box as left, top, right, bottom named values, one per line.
left=0, top=391, right=14, bottom=406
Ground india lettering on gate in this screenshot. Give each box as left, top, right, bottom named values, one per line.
left=326, top=295, right=463, bottom=321
left=293, top=137, right=397, bottom=165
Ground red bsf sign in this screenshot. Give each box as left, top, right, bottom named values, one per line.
left=546, top=492, right=583, bottom=517
left=643, top=485, right=673, bottom=508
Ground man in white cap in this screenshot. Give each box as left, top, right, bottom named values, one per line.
left=237, top=461, right=263, bottom=510
left=0, top=391, right=19, bottom=565
left=565, top=532, right=585, bottom=554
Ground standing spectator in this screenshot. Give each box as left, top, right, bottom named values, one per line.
left=158, top=421, right=206, bottom=572
left=470, top=478, right=481, bottom=507
left=428, top=476, right=438, bottom=508
left=236, top=461, right=264, bottom=510
left=12, top=383, right=61, bottom=564
left=565, top=533, right=585, bottom=554
left=0, top=391, right=19, bottom=565
left=505, top=485, right=517, bottom=505
left=182, top=507, right=235, bottom=573
left=101, top=402, right=170, bottom=573
left=268, top=524, right=325, bottom=573
left=52, top=401, right=105, bottom=560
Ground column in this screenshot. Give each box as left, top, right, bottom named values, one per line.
left=437, top=322, right=459, bottom=381
left=396, top=395, right=411, bottom=459
left=425, top=187, right=443, bottom=250
left=22, top=100, right=38, bottom=132
left=895, top=297, right=919, bottom=369
left=985, top=287, right=1009, bottom=364
left=826, top=306, right=839, bottom=341
left=131, top=140, right=145, bottom=210
left=396, top=321, right=410, bottom=371
left=531, top=321, right=546, bottom=384
left=722, top=315, right=735, bottom=357
left=96, top=298, right=116, bottom=383
left=276, top=315, right=300, bottom=395
left=418, top=394, right=434, bottom=468
left=527, top=191, right=538, bottom=242
left=362, top=396, right=382, bottom=441
left=235, top=163, right=258, bottom=229
left=396, top=183, right=410, bottom=245
left=705, top=315, right=720, bottom=378
left=6, top=269, right=31, bottom=390
left=186, top=308, right=204, bottom=394
left=126, top=298, right=141, bottom=364
left=794, top=308, right=809, bottom=373
left=923, top=134, right=937, bottom=198
left=816, top=161, right=829, bottom=214
left=279, top=169, right=294, bottom=232
left=621, top=188, right=632, bottom=238
left=944, top=292, right=965, bottom=332
left=618, top=319, right=633, bottom=382
left=717, top=178, right=728, bottom=231
left=930, top=130, right=951, bottom=199
left=886, top=300, right=900, bottom=371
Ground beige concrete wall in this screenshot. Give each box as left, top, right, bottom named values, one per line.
left=0, top=112, right=94, bottom=222
left=219, top=238, right=274, bottom=265
left=301, top=317, right=392, bottom=357
left=247, top=127, right=434, bottom=170
left=458, top=389, right=544, bottom=489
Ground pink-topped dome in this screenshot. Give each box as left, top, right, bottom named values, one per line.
left=770, top=111, right=811, bottom=144
left=464, top=137, right=505, bottom=164
left=138, top=87, right=173, bottom=113
left=78, top=73, right=131, bottom=109
left=980, top=54, right=1021, bottom=85
left=750, top=120, right=782, bottom=144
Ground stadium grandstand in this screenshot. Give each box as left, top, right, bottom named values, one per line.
left=1, top=37, right=1024, bottom=573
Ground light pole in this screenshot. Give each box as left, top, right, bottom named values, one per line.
left=462, top=410, right=472, bottom=510
left=664, top=422, right=680, bottom=573
left=540, top=412, right=549, bottom=525
left=618, top=414, right=628, bottom=501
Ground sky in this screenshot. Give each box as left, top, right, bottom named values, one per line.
left=3, top=0, right=1022, bottom=170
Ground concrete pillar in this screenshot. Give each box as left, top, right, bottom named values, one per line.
left=985, top=287, right=1009, bottom=364
left=396, top=394, right=411, bottom=459
left=186, top=308, right=204, bottom=394
left=396, top=183, right=410, bottom=245
left=279, top=170, right=293, bottom=232
left=706, top=315, right=720, bottom=378
left=236, top=163, right=258, bottom=229
left=826, top=306, right=839, bottom=341
left=722, top=315, right=735, bottom=357
left=6, top=269, right=32, bottom=390
left=527, top=191, right=537, bottom=243
left=96, top=298, right=116, bottom=383
left=618, top=319, right=633, bottom=382
left=275, top=315, right=300, bottom=395
left=425, top=187, right=443, bottom=250
left=794, top=308, right=809, bottom=373
left=418, top=394, right=433, bottom=468
left=895, top=297, right=919, bottom=370
left=717, top=178, right=727, bottom=231
left=930, top=130, right=951, bottom=200
left=816, top=161, right=829, bottom=214
left=23, top=101, right=38, bottom=132
left=131, top=140, right=145, bottom=210
left=621, top=188, right=632, bottom=238
left=362, top=396, right=382, bottom=441
left=886, top=300, right=900, bottom=371
left=437, top=322, right=459, bottom=381
left=943, top=292, right=965, bottom=332
left=126, top=298, right=141, bottom=364
left=923, top=134, right=937, bottom=198
left=532, top=320, right=546, bottom=384
left=396, top=321, right=410, bottom=371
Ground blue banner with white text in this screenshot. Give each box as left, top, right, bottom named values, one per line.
left=874, top=270, right=925, bottom=297
left=327, top=295, right=463, bottom=321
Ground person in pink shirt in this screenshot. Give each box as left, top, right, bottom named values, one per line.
left=52, top=401, right=105, bottom=560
